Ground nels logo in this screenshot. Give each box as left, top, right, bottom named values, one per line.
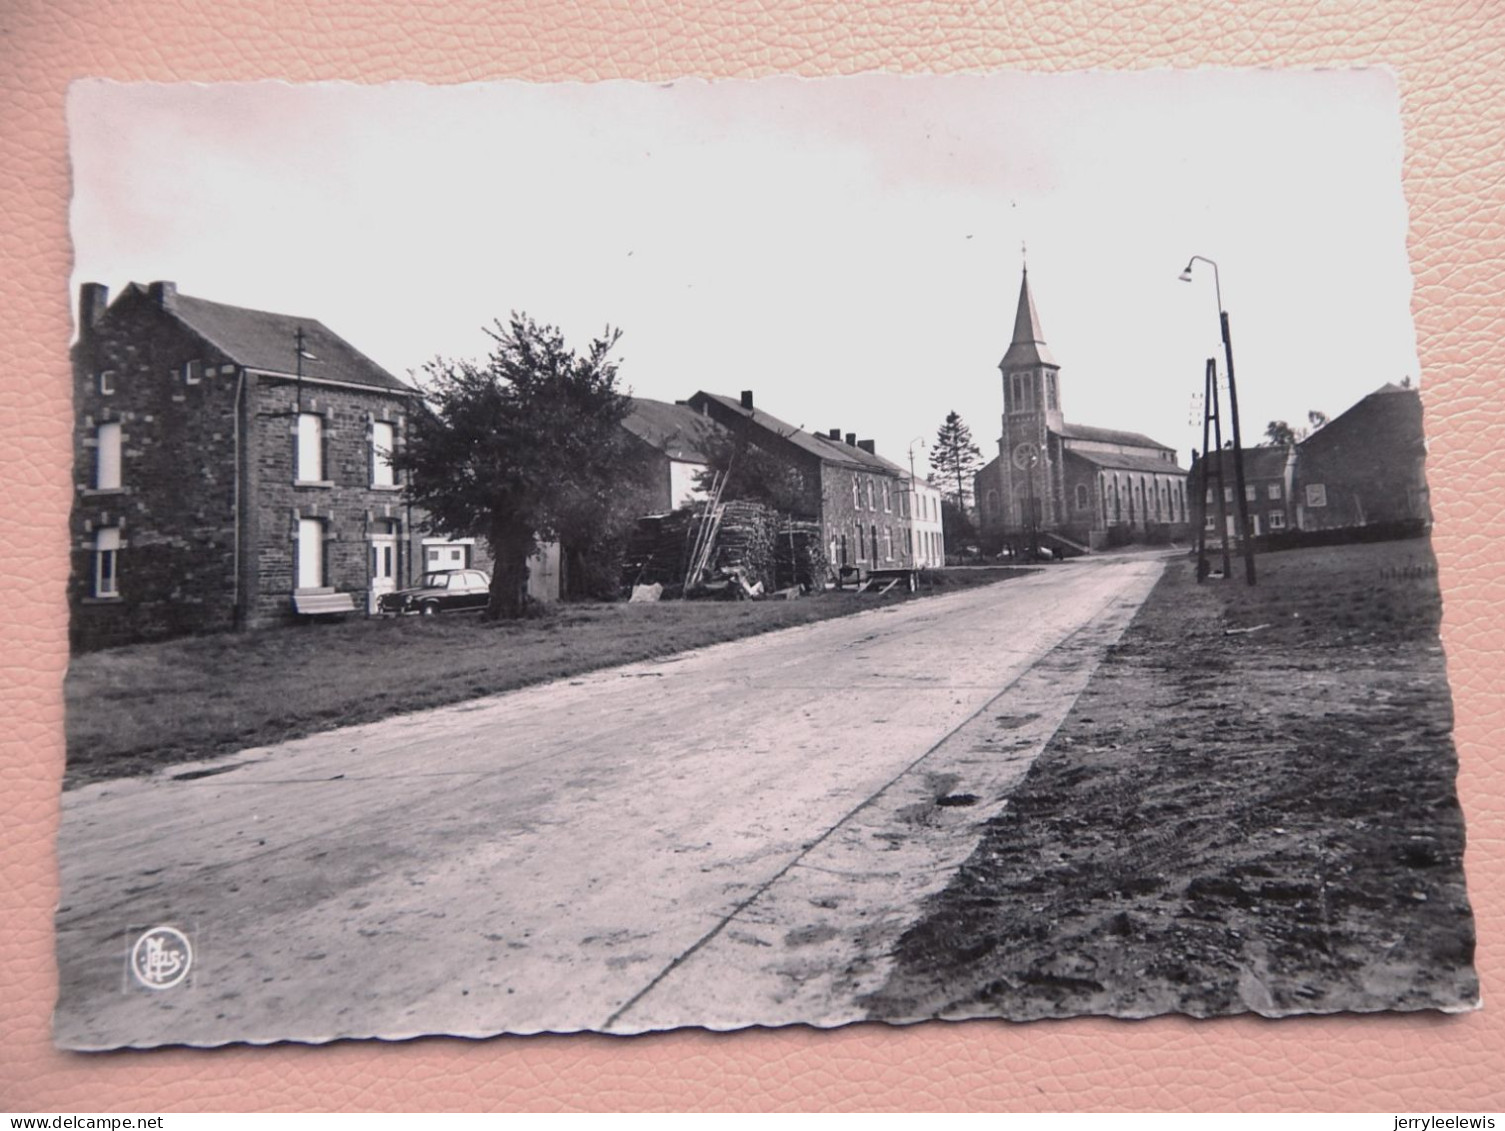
left=130, top=925, right=193, bottom=990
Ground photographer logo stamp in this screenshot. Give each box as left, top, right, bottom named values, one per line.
left=130, top=926, right=193, bottom=990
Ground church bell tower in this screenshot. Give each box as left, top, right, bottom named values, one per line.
left=998, top=266, right=1063, bottom=531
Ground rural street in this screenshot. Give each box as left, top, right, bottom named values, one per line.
left=54, top=558, right=1164, bottom=1048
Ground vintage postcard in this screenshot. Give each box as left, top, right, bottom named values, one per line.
left=55, top=71, right=1476, bottom=1049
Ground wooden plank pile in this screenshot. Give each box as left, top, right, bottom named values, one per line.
left=620, top=511, right=695, bottom=593
left=620, top=494, right=826, bottom=600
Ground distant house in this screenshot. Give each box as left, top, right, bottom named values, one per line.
left=620, top=397, right=729, bottom=513
left=68, top=281, right=542, bottom=651
left=904, top=474, right=946, bottom=568
left=975, top=267, right=1191, bottom=551
left=1191, top=444, right=1297, bottom=539
left=685, top=390, right=915, bottom=575
left=1191, top=383, right=1430, bottom=542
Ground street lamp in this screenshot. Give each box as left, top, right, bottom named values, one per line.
left=907, top=435, right=927, bottom=567
left=1180, top=255, right=1256, bottom=585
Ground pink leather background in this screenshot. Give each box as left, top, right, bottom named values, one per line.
left=2, top=0, right=1501, bottom=1113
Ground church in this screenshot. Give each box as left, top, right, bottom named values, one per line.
left=974, top=267, right=1192, bottom=554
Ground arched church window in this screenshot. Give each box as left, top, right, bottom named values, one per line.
left=1074, top=483, right=1088, bottom=510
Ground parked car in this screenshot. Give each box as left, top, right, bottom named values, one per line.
left=378, top=569, right=492, bottom=616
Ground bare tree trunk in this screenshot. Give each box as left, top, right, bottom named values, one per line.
left=487, top=521, right=534, bottom=619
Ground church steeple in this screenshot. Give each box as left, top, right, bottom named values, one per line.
left=1001, top=266, right=1056, bottom=369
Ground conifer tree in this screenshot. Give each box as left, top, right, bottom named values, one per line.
left=929, top=411, right=984, bottom=512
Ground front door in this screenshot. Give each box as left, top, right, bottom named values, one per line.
left=369, top=527, right=397, bottom=614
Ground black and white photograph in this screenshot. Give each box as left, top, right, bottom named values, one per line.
left=56, top=70, right=1477, bottom=1050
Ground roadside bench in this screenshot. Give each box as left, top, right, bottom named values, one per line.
left=834, top=566, right=917, bottom=594
left=292, top=590, right=358, bottom=618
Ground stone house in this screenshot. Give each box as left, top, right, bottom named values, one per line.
left=1190, top=444, right=1297, bottom=540
left=975, top=267, right=1191, bottom=552
left=69, top=281, right=497, bottom=651
left=685, top=390, right=915, bottom=576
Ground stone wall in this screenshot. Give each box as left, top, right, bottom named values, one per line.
left=69, top=289, right=242, bottom=650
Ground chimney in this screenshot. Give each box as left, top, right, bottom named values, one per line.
left=739, top=390, right=754, bottom=410
left=78, top=283, right=109, bottom=342
left=148, top=281, right=177, bottom=309
left=845, top=432, right=857, bottom=447
left=828, top=428, right=841, bottom=440
left=857, top=439, right=875, bottom=454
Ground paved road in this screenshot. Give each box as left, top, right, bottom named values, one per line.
left=54, top=558, right=1165, bottom=1048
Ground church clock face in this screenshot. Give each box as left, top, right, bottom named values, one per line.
left=1011, top=441, right=1041, bottom=470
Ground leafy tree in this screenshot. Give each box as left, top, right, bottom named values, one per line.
left=1265, top=410, right=1328, bottom=447
left=396, top=314, right=638, bottom=619
left=929, top=411, right=984, bottom=511
left=694, top=428, right=812, bottom=517
left=1264, top=420, right=1298, bottom=447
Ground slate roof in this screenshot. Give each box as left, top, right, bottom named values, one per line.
left=694, top=393, right=904, bottom=475
left=1065, top=448, right=1188, bottom=476
left=1056, top=422, right=1175, bottom=453
left=142, top=286, right=410, bottom=392
left=1195, top=445, right=1292, bottom=481
left=1000, top=267, right=1057, bottom=369
left=622, top=398, right=726, bottom=462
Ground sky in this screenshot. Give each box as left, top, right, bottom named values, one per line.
left=68, top=71, right=1419, bottom=477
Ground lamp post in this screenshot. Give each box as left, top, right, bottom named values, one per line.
left=907, top=435, right=927, bottom=567
left=1180, top=255, right=1256, bottom=585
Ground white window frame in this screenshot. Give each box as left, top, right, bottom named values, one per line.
left=296, top=413, right=324, bottom=483
left=852, top=477, right=861, bottom=509
left=296, top=517, right=326, bottom=590
left=1268, top=511, right=1287, bottom=530
left=1268, top=483, right=1282, bottom=500
left=371, top=421, right=396, bottom=488
left=93, top=527, right=120, bottom=598
left=882, top=479, right=891, bottom=513
left=99, top=370, right=115, bottom=396
left=95, top=421, right=122, bottom=490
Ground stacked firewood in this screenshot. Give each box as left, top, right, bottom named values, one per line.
left=621, top=502, right=828, bottom=598
left=712, top=501, right=780, bottom=591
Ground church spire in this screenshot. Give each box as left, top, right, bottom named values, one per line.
left=1001, top=265, right=1057, bottom=369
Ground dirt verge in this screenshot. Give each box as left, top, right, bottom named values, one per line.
left=864, top=539, right=1478, bottom=1021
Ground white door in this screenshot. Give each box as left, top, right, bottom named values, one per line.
left=369, top=534, right=397, bottom=613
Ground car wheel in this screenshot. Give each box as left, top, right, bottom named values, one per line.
left=420, top=601, right=439, bottom=616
